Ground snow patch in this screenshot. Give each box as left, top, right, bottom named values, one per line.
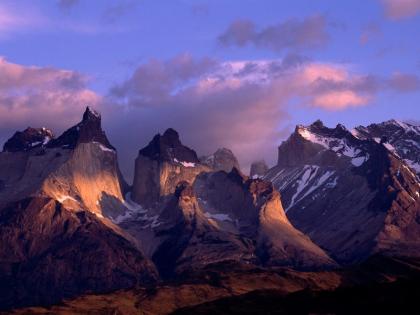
left=113, top=192, right=161, bottom=228
left=352, top=155, right=369, bottom=167
left=57, top=195, right=78, bottom=203
left=174, top=158, right=196, bottom=167
left=205, top=212, right=233, bottom=222
left=93, top=142, right=115, bottom=153
left=298, top=127, right=369, bottom=163
left=286, top=166, right=318, bottom=212
left=406, top=160, right=420, bottom=174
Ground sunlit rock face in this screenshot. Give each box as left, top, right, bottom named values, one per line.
left=132, top=128, right=211, bottom=207
left=0, top=107, right=157, bottom=309
left=0, top=107, right=126, bottom=218
left=200, top=147, right=241, bottom=173
left=265, top=120, right=420, bottom=263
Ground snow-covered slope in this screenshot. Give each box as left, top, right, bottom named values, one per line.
left=265, top=120, right=420, bottom=263
left=354, top=119, right=420, bottom=176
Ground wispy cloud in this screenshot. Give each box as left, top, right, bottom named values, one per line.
left=0, top=4, right=44, bottom=38
left=218, top=15, right=329, bottom=52
left=0, top=2, right=127, bottom=39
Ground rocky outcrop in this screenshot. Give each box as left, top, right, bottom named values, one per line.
left=132, top=128, right=211, bottom=207
left=265, top=120, right=420, bottom=263
left=3, top=127, right=53, bottom=152
left=250, top=160, right=269, bottom=178
left=200, top=148, right=241, bottom=173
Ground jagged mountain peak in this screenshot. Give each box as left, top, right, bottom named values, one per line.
left=82, top=106, right=101, bottom=122
left=282, top=121, right=368, bottom=169
left=310, top=119, right=324, bottom=128
left=354, top=119, right=420, bottom=175
left=296, top=121, right=351, bottom=139
left=162, top=128, right=180, bottom=142
left=47, top=106, right=114, bottom=150
left=139, top=128, right=199, bottom=164
left=3, top=127, right=54, bottom=152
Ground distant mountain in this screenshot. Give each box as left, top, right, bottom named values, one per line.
left=250, top=160, right=269, bottom=178
left=265, top=120, right=420, bottom=263
left=200, top=147, right=241, bottom=173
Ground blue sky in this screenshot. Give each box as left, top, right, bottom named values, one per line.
left=0, top=0, right=419, bottom=177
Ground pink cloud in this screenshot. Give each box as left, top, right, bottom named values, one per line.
left=312, top=91, right=370, bottom=110
left=380, top=0, right=420, bottom=20
left=0, top=58, right=101, bottom=131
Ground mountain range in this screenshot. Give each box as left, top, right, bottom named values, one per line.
left=0, top=108, right=419, bottom=314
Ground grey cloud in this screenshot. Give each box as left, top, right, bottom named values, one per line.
left=218, top=15, right=329, bottom=52
left=110, top=53, right=217, bottom=106
left=388, top=73, right=420, bottom=92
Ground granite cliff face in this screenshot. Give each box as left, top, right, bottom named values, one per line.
left=0, top=107, right=156, bottom=309
left=265, top=120, right=420, bottom=263
left=131, top=128, right=211, bottom=207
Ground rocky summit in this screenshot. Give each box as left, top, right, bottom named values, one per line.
left=1, top=109, right=419, bottom=314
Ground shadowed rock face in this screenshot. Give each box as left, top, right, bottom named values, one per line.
left=3, top=127, right=54, bottom=152
left=200, top=148, right=241, bottom=173
left=144, top=170, right=335, bottom=278
left=265, top=120, right=420, bottom=263
left=139, top=128, right=199, bottom=163
left=0, top=197, right=157, bottom=309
